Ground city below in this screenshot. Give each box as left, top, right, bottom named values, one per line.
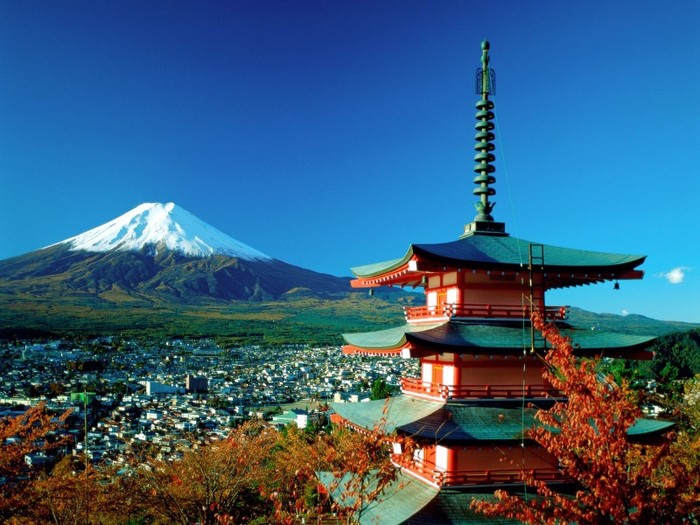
left=1, top=338, right=419, bottom=466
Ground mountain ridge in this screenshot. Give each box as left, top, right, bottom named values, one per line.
left=0, top=244, right=353, bottom=303
left=0, top=202, right=355, bottom=303
left=49, top=202, right=272, bottom=260
left=0, top=202, right=697, bottom=342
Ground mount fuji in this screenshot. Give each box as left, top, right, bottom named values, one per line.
left=0, top=202, right=352, bottom=302
left=52, top=202, right=272, bottom=260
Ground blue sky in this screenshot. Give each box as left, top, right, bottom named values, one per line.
left=1, top=1, right=698, bottom=323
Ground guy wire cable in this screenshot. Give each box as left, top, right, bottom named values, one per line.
left=494, top=112, right=524, bottom=267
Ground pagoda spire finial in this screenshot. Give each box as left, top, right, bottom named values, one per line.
left=463, top=39, right=507, bottom=237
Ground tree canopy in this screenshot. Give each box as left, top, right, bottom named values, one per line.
left=471, top=312, right=700, bottom=524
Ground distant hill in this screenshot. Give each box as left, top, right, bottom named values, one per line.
left=566, top=307, right=700, bottom=337
left=0, top=245, right=354, bottom=303
left=0, top=202, right=353, bottom=303
left=0, top=291, right=693, bottom=345
left=0, top=202, right=696, bottom=344
left=0, top=202, right=416, bottom=341
left=0, top=290, right=413, bottom=344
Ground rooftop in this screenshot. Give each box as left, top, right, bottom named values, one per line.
left=332, top=397, right=674, bottom=443
left=351, top=234, right=645, bottom=289
left=343, top=320, right=655, bottom=358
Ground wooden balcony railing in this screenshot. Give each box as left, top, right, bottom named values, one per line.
left=435, top=467, right=564, bottom=487
left=400, top=377, right=561, bottom=400
left=393, top=455, right=565, bottom=487
left=404, top=303, right=568, bottom=322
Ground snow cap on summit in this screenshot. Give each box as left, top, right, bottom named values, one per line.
left=53, top=202, right=271, bottom=260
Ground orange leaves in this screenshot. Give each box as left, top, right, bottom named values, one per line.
left=0, top=403, right=73, bottom=519
left=264, top=411, right=400, bottom=523
left=128, top=420, right=278, bottom=524
left=1, top=407, right=397, bottom=523
left=471, top=312, right=698, bottom=524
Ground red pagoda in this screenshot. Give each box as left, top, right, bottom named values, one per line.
left=321, top=41, right=673, bottom=524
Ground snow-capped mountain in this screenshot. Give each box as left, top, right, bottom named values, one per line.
left=52, top=202, right=271, bottom=260
left=0, top=203, right=352, bottom=302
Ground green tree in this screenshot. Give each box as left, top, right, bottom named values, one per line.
left=647, top=330, right=700, bottom=399
left=370, top=378, right=393, bottom=400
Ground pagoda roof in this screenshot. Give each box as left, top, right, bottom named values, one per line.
left=333, top=397, right=536, bottom=443
left=318, top=469, right=527, bottom=524
left=333, top=396, right=441, bottom=436
left=332, top=397, right=674, bottom=444
left=317, top=470, right=441, bottom=525
left=343, top=320, right=655, bottom=358
left=351, top=233, right=645, bottom=289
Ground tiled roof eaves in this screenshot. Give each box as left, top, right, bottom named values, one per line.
left=350, top=235, right=646, bottom=280
left=319, top=469, right=526, bottom=524
left=318, top=470, right=441, bottom=525
left=342, top=322, right=445, bottom=350
left=343, top=320, right=656, bottom=355
left=405, top=322, right=656, bottom=353
left=332, top=397, right=444, bottom=433
left=398, top=405, right=538, bottom=443
left=627, top=418, right=675, bottom=436
left=412, top=236, right=646, bottom=271
left=351, top=252, right=413, bottom=278
left=334, top=398, right=675, bottom=444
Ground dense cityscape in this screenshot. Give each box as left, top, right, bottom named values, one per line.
left=1, top=338, right=419, bottom=468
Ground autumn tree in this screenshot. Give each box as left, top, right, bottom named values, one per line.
left=1, top=405, right=408, bottom=524
left=683, top=376, right=700, bottom=430
left=0, top=403, right=72, bottom=520
left=303, top=401, right=413, bottom=524
left=471, top=311, right=699, bottom=524
left=249, top=423, right=331, bottom=523
left=131, top=420, right=277, bottom=524
left=22, top=457, right=142, bottom=525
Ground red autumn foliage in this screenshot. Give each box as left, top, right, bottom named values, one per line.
left=0, top=402, right=72, bottom=519
left=256, top=408, right=402, bottom=524
left=471, top=311, right=700, bottom=524
left=132, top=420, right=277, bottom=525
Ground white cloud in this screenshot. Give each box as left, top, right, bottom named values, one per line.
left=621, top=309, right=629, bottom=316
left=658, top=266, right=691, bottom=284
